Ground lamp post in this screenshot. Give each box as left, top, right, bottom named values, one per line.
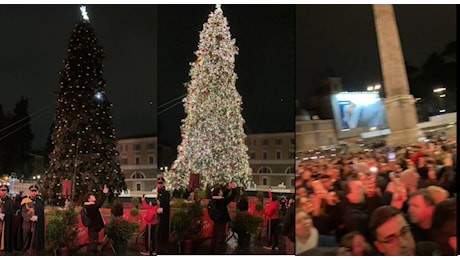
left=433, top=87, right=446, bottom=114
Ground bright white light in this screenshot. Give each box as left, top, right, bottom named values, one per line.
left=374, top=84, right=381, bottom=90
left=439, top=94, right=446, bottom=98
left=440, top=109, right=446, bottom=113
left=433, top=87, right=446, bottom=93
left=367, top=86, right=374, bottom=91
left=94, top=92, right=104, bottom=101
left=80, top=6, right=89, bottom=21
left=216, top=4, right=222, bottom=12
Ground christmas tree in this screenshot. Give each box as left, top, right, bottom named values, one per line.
left=41, top=6, right=126, bottom=203
left=164, top=5, right=253, bottom=190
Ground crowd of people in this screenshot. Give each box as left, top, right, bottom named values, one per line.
left=295, top=135, right=457, bottom=256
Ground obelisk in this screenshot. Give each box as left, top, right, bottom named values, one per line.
left=373, top=4, right=422, bottom=146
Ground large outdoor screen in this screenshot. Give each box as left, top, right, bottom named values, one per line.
left=331, top=92, right=388, bottom=132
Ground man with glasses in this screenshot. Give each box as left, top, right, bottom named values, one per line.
left=20, top=185, right=45, bottom=254
left=0, top=184, right=14, bottom=254
left=368, top=205, right=436, bottom=256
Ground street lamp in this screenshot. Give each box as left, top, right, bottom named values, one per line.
left=366, top=84, right=382, bottom=96
left=433, top=86, right=446, bottom=114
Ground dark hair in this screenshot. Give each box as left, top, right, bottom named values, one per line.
left=407, top=189, right=435, bottom=206
left=212, top=186, right=221, bottom=196
left=431, top=198, right=456, bottom=256
left=368, top=206, right=402, bottom=240
left=339, top=231, right=361, bottom=249
left=84, top=192, right=94, bottom=202
left=111, top=201, right=124, bottom=217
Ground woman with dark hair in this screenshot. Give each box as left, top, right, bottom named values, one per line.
left=209, top=183, right=236, bottom=254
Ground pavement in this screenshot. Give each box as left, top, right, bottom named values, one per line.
left=3, top=227, right=288, bottom=256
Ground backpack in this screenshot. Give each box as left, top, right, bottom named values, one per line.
left=80, top=207, right=91, bottom=227
left=207, top=200, right=222, bottom=222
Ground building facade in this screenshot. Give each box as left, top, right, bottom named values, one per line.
left=116, top=135, right=157, bottom=196
left=245, top=132, right=296, bottom=191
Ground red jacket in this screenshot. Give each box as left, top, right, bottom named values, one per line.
left=142, top=199, right=157, bottom=225
left=266, top=200, right=280, bottom=220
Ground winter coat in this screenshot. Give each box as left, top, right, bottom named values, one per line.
left=84, top=193, right=106, bottom=231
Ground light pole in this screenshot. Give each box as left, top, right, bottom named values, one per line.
left=433, top=87, right=446, bottom=114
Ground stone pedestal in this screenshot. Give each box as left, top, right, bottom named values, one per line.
left=373, top=4, right=423, bottom=145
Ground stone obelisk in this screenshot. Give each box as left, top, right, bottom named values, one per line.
left=373, top=4, right=422, bottom=146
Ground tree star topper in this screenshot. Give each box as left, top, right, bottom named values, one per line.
left=80, top=6, right=90, bottom=21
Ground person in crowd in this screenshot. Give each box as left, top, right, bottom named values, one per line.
left=425, top=185, right=448, bottom=205
left=236, top=192, right=249, bottom=212
left=430, top=198, right=456, bottom=256
left=141, top=195, right=158, bottom=256
left=83, top=184, right=108, bottom=256
left=0, top=184, right=14, bottom=254
left=110, top=200, right=124, bottom=218
left=295, top=208, right=336, bottom=255
left=156, top=177, right=170, bottom=252
left=263, top=195, right=280, bottom=251
left=341, top=176, right=382, bottom=241
left=337, top=231, right=376, bottom=256
left=20, top=185, right=45, bottom=254
left=406, top=189, right=435, bottom=242
left=368, top=205, right=436, bottom=256
left=209, top=183, right=236, bottom=254
left=281, top=199, right=295, bottom=255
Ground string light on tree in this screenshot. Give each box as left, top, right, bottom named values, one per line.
left=164, top=5, right=252, bottom=191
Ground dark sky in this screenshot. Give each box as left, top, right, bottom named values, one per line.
left=0, top=5, right=157, bottom=150
left=0, top=4, right=455, bottom=152
left=158, top=5, right=296, bottom=148
left=296, top=4, right=457, bottom=107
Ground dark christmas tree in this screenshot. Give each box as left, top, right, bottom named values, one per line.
left=41, top=7, right=126, bottom=204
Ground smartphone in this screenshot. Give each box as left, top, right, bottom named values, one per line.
left=388, top=152, right=395, bottom=161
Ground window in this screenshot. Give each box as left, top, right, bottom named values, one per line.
left=262, top=152, right=268, bottom=160
left=119, top=145, right=124, bottom=152
left=133, top=144, right=141, bottom=151
left=124, top=145, right=128, bottom=151
left=149, top=156, right=155, bottom=164
left=285, top=166, right=295, bottom=174
left=249, top=152, right=256, bottom=159
left=262, top=178, right=267, bottom=186
left=290, top=138, right=295, bottom=145
left=147, top=143, right=154, bottom=150
left=262, top=139, right=268, bottom=146
left=289, top=152, right=295, bottom=159
left=136, top=183, right=141, bottom=191
left=275, top=139, right=282, bottom=145
left=131, top=172, right=145, bottom=179
left=290, top=178, right=295, bottom=187
left=258, top=167, right=271, bottom=173
left=121, top=158, right=128, bottom=165
left=276, top=151, right=281, bottom=160
left=135, top=157, right=140, bottom=165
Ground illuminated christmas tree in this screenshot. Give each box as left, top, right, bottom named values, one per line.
left=164, top=5, right=252, bottom=190
left=42, top=6, right=126, bottom=203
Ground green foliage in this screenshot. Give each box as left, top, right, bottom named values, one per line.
left=170, top=199, right=204, bottom=241
left=195, top=189, right=206, bottom=200
left=231, top=212, right=263, bottom=235
left=104, top=217, right=138, bottom=242
left=256, top=191, right=264, bottom=202
left=131, top=197, right=139, bottom=208
left=45, top=206, right=79, bottom=249
left=255, top=202, right=264, bottom=212
left=130, top=208, right=139, bottom=217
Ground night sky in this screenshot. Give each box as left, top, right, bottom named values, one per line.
left=296, top=4, right=456, bottom=107
left=0, top=4, right=455, bottom=152
left=0, top=5, right=157, bottom=150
